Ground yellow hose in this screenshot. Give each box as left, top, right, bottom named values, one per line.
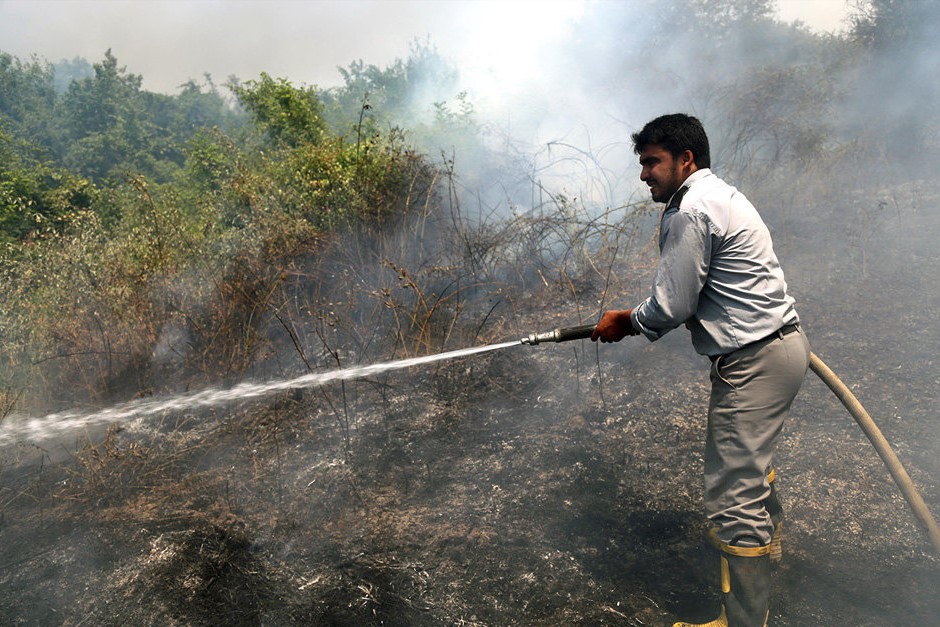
left=809, top=352, right=940, bottom=554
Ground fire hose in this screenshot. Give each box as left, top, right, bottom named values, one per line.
left=522, top=324, right=940, bottom=555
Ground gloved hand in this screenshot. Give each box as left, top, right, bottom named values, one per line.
left=591, top=309, right=639, bottom=342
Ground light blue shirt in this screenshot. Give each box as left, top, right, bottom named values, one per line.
left=631, top=169, right=799, bottom=356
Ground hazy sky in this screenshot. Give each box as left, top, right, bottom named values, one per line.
left=0, top=0, right=853, bottom=95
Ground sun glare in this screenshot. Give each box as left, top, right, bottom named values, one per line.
left=452, top=0, right=585, bottom=113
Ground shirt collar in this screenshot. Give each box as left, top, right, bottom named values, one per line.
left=666, top=168, right=712, bottom=209
left=682, top=168, right=711, bottom=188
left=667, top=185, right=688, bottom=210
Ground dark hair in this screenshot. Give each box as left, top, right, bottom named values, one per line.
left=632, top=113, right=711, bottom=169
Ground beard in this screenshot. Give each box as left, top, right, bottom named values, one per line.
left=647, top=163, right=683, bottom=203
left=648, top=179, right=680, bottom=203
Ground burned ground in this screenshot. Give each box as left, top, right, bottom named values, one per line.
left=2, top=181, right=940, bottom=626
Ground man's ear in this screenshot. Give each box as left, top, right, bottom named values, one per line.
left=680, top=149, right=697, bottom=172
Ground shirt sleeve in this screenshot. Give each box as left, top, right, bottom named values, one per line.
left=632, top=208, right=712, bottom=340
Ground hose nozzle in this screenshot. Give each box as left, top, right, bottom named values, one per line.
left=521, top=324, right=596, bottom=345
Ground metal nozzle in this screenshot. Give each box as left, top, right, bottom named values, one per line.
left=521, top=330, right=560, bottom=345
left=521, top=324, right=596, bottom=345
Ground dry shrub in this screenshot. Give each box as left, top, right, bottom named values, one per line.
left=100, top=523, right=295, bottom=626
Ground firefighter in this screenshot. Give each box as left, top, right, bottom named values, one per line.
left=592, top=113, right=810, bottom=626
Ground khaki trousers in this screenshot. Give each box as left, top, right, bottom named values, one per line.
left=705, top=327, right=811, bottom=546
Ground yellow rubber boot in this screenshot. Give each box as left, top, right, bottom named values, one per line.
left=672, top=605, right=727, bottom=626
left=673, top=544, right=770, bottom=627
left=672, top=551, right=730, bottom=627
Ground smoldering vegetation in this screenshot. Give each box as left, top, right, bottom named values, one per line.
left=1, top=1, right=939, bottom=625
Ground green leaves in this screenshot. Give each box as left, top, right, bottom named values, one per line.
left=230, top=73, right=325, bottom=148
left=0, top=127, right=96, bottom=242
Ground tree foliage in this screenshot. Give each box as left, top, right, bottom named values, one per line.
left=321, top=38, right=475, bottom=156
left=229, top=72, right=326, bottom=147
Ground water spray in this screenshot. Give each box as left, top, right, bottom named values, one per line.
left=2, top=324, right=603, bottom=446
left=0, top=340, right=523, bottom=446
left=1, top=327, right=603, bottom=446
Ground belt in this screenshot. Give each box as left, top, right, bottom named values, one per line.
left=710, top=323, right=800, bottom=362
left=761, top=322, right=800, bottom=343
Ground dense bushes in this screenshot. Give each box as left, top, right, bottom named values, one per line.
left=0, top=48, right=449, bottom=413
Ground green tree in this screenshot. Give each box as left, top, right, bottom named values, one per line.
left=0, top=52, right=60, bottom=151
left=229, top=72, right=325, bottom=147
left=322, top=39, right=462, bottom=138
left=59, top=49, right=156, bottom=181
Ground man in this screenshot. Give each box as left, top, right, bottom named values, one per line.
left=591, top=114, right=810, bottom=627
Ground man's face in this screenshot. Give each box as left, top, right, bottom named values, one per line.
left=638, top=144, right=694, bottom=204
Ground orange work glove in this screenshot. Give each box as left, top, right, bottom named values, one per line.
left=591, top=309, right=639, bottom=342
